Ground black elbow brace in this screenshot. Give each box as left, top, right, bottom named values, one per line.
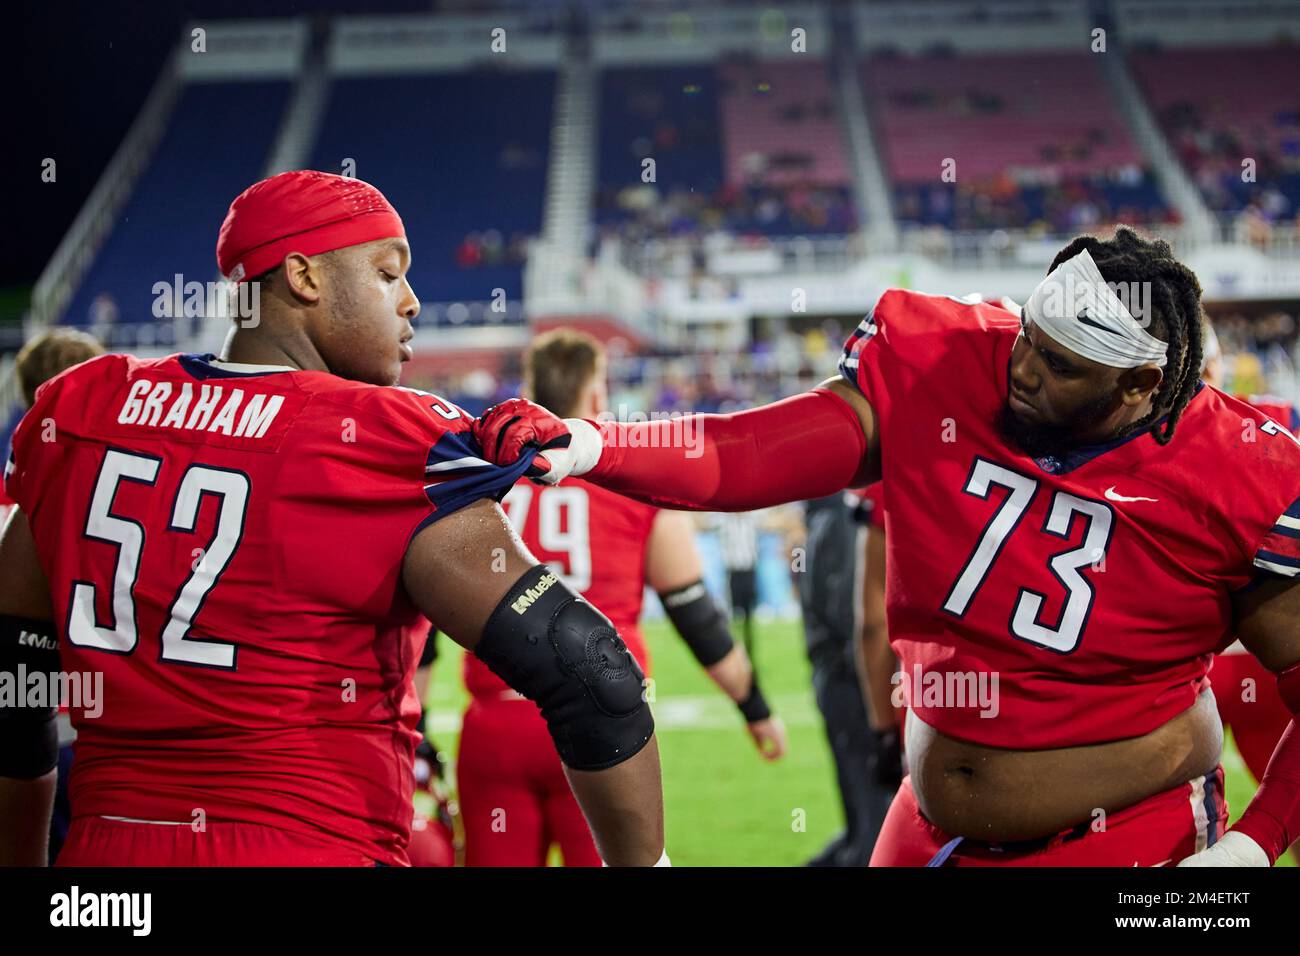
left=474, top=565, right=654, bottom=771
left=0, top=614, right=60, bottom=778
left=659, top=580, right=734, bottom=667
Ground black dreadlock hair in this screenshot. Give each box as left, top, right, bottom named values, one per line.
left=1047, top=226, right=1204, bottom=446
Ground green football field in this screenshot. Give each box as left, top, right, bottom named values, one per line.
left=423, top=618, right=1290, bottom=867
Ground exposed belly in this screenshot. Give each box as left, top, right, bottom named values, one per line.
left=906, top=689, right=1223, bottom=842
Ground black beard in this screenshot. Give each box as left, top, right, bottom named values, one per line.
left=997, top=391, right=1123, bottom=460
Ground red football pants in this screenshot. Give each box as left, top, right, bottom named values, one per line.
left=57, top=816, right=394, bottom=866
left=456, top=697, right=601, bottom=867
left=871, top=768, right=1228, bottom=867
left=1213, top=652, right=1293, bottom=783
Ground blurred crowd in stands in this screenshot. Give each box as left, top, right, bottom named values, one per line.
left=417, top=310, right=1300, bottom=420
left=893, top=167, right=1177, bottom=234
left=453, top=229, right=532, bottom=271
left=597, top=182, right=856, bottom=241
left=1159, top=104, right=1300, bottom=221
left=419, top=318, right=844, bottom=416
left=1213, top=311, right=1300, bottom=400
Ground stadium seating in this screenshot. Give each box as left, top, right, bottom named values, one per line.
left=596, top=64, right=725, bottom=229
left=63, top=80, right=292, bottom=341
left=310, top=70, right=554, bottom=311
left=1129, top=45, right=1300, bottom=217
left=718, top=60, right=849, bottom=189
left=597, top=60, right=855, bottom=238
left=715, top=59, right=856, bottom=235
left=864, top=51, right=1172, bottom=230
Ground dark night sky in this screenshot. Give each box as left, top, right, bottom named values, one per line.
left=9, top=0, right=438, bottom=291
left=11, top=1, right=176, bottom=287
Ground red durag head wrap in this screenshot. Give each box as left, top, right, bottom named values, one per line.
left=216, top=170, right=406, bottom=283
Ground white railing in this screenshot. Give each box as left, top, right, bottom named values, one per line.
left=526, top=237, right=654, bottom=338
left=1216, top=216, right=1300, bottom=260
left=30, top=49, right=183, bottom=329
left=895, top=218, right=1298, bottom=268
left=615, top=233, right=867, bottom=279
left=836, top=42, right=899, bottom=251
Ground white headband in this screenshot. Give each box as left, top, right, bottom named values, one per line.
left=1023, top=248, right=1167, bottom=369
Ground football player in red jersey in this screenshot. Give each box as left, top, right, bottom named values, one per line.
left=459, top=329, right=786, bottom=866
left=476, top=227, right=1300, bottom=866
left=406, top=624, right=456, bottom=868
left=0, top=331, right=105, bottom=529
left=0, top=171, right=664, bottom=867
left=1200, top=323, right=1300, bottom=862
left=0, top=329, right=106, bottom=864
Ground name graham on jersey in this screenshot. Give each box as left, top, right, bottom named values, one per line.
left=117, top=380, right=284, bottom=438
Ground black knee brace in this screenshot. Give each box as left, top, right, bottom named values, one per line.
left=474, top=565, right=654, bottom=770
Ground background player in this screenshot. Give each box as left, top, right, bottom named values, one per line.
left=475, top=227, right=1300, bottom=867
left=0, top=330, right=105, bottom=528
left=406, top=625, right=455, bottom=867
left=713, top=510, right=762, bottom=657
left=1201, top=323, right=1300, bottom=863
left=798, top=486, right=894, bottom=866
left=0, top=329, right=105, bottom=863
left=0, top=171, right=664, bottom=867
left=459, top=328, right=785, bottom=866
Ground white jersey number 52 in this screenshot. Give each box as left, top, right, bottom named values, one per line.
left=69, top=449, right=247, bottom=669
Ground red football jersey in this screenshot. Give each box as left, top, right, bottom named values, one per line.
left=463, top=478, right=658, bottom=699
left=4, top=352, right=533, bottom=864
left=839, top=291, right=1300, bottom=748
left=1242, top=395, right=1298, bottom=436
left=1220, top=395, right=1299, bottom=658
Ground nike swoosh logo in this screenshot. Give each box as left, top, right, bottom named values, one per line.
left=1078, top=308, right=1122, bottom=336
left=1105, top=486, right=1158, bottom=503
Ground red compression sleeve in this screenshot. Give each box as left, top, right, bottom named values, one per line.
left=1231, top=662, right=1300, bottom=863
left=586, top=387, right=869, bottom=511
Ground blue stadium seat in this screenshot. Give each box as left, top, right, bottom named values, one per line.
left=310, top=71, right=554, bottom=310
left=63, top=80, right=291, bottom=338
left=597, top=65, right=724, bottom=222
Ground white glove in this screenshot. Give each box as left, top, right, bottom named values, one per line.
left=1176, top=830, right=1270, bottom=867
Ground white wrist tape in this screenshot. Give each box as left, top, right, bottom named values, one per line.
left=600, top=848, right=671, bottom=867
left=1176, top=830, right=1269, bottom=867
left=533, top=418, right=602, bottom=485
left=560, top=418, right=603, bottom=477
